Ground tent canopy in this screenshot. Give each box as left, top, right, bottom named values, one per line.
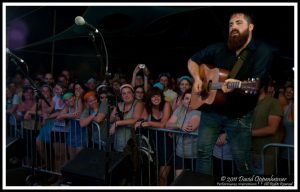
left=5, top=5, right=295, bottom=82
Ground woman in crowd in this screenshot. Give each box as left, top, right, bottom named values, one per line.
left=131, top=64, right=150, bottom=92
left=166, top=88, right=200, bottom=178
left=135, top=86, right=172, bottom=186
left=73, top=81, right=87, bottom=112
left=24, top=84, right=54, bottom=168
left=109, top=84, right=144, bottom=152
left=80, top=91, right=108, bottom=150
left=172, top=76, right=193, bottom=111
left=50, top=92, right=82, bottom=185
left=134, top=85, right=146, bottom=102
left=15, top=86, right=35, bottom=121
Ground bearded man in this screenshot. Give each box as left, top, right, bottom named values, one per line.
left=187, top=11, right=273, bottom=177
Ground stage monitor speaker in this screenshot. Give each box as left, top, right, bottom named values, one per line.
left=61, top=148, right=130, bottom=186
left=171, top=170, right=216, bottom=186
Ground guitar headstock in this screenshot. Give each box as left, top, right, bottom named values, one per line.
left=241, top=78, right=259, bottom=94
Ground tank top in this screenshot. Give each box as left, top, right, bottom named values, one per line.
left=148, top=112, right=162, bottom=122
left=119, top=100, right=137, bottom=120
left=114, top=100, right=138, bottom=152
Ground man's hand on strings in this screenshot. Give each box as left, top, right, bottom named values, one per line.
left=222, top=78, right=241, bottom=93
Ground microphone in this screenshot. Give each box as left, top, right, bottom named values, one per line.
left=75, top=16, right=99, bottom=34
left=6, top=48, right=25, bottom=64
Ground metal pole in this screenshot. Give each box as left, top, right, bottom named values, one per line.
left=50, top=9, right=56, bottom=74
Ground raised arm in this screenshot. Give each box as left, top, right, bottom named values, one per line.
left=131, top=64, right=141, bottom=88
left=143, top=65, right=150, bottom=92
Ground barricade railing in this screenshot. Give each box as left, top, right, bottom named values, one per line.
left=6, top=113, right=22, bottom=170
left=6, top=116, right=228, bottom=186
left=135, top=126, right=198, bottom=186
left=11, top=117, right=295, bottom=186
left=6, top=113, right=19, bottom=142
left=18, top=117, right=104, bottom=177
left=261, top=143, right=294, bottom=176
left=21, top=115, right=50, bottom=173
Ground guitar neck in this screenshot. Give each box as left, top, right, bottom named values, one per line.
left=209, top=82, right=241, bottom=90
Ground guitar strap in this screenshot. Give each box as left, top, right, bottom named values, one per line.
left=228, top=48, right=251, bottom=79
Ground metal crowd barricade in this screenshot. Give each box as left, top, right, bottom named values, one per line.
left=21, top=115, right=45, bottom=171
left=6, top=113, right=22, bottom=169
left=10, top=114, right=241, bottom=186
left=213, top=143, right=236, bottom=176
left=135, top=127, right=198, bottom=186
left=20, top=117, right=104, bottom=177
left=261, top=143, right=294, bottom=176
left=6, top=112, right=19, bottom=139
left=89, top=120, right=109, bottom=151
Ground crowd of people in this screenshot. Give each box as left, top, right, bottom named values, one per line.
left=6, top=11, right=295, bottom=186
left=6, top=66, right=294, bottom=186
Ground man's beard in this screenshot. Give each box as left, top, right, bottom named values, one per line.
left=227, top=29, right=249, bottom=51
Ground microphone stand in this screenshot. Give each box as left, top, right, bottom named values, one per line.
left=7, top=56, right=51, bottom=186
left=104, top=76, right=112, bottom=186
left=88, top=26, right=110, bottom=79
left=88, top=27, right=112, bottom=185
left=88, top=32, right=105, bottom=79
left=103, top=70, right=123, bottom=186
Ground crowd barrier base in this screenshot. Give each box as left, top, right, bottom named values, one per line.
left=171, top=170, right=215, bottom=186
left=61, top=148, right=131, bottom=186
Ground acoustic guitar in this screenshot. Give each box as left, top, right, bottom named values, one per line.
left=190, top=64, right=259, bottom=109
